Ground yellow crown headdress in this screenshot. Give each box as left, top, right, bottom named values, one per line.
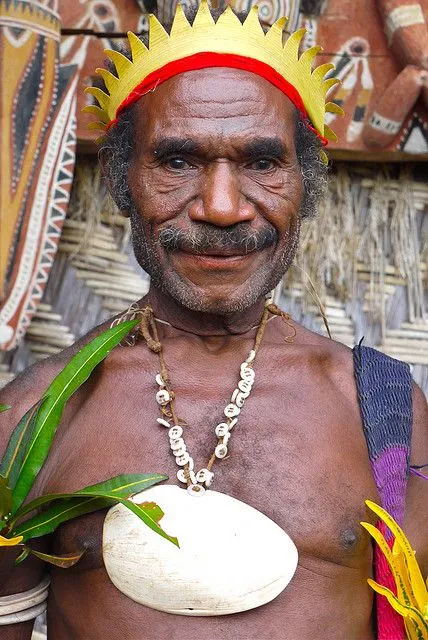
left=84, top=0, right=343, bottom=160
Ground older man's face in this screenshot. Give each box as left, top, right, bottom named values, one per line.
left=127, top=67, right=303, bottom=314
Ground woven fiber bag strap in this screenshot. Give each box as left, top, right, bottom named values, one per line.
left=353, top=344, right=413, bottom=640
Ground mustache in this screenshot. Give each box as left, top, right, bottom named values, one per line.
left=158, top=223, right=278, bottom=254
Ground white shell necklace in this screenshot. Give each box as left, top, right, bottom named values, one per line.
left=112, top=298, right=295, bottom=497
left=150, top=298, right=280, bottom=497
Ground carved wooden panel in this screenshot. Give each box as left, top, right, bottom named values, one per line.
left=58, top=0, right=428, bottom=155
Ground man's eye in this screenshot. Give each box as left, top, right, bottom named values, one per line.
left=249, top=158, right=276, bottom=171
left=166, top=157, right=192, bottom=170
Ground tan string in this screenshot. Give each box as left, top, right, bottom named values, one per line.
left=139, top=306, right=162, bottom=353
left=265, top=303, right=297, bottom=344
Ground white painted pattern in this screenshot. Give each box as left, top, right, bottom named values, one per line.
left=0, top=76, right=77, bottom=349
left=385, top=4, right=425, bottom=43
left=233, top=0, right=301, bottom=31
left=370, top=111, right=402, bottom=135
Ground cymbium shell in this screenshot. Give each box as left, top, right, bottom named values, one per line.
left=103, top=485, right=298, bottom=616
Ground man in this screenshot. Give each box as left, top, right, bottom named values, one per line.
left=0, top=3, right=427, bottom=639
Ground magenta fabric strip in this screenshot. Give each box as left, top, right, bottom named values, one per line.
left=372, top=447, right=408, bottom=639
left=375, top=523, right=405, bottom=640
left=371, top=446, right=408, bottom=534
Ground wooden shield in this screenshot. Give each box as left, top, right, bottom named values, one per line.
left=0, top=0, right=78, bottom=350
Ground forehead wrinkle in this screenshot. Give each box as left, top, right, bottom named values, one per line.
left=137, top=73, right=298, bottom=154
left=157, top=97, right=267, bottom=120
left=164, top=113, right=267, bottom=124
left=150, top=103, right=283, bottom=132
left=181, top=95, right=265, bottom=107
left=147, top=113, right=292, bottom=156
left=142, top=67, right=296, bottom=123
left=173, top=67, right=276, bottom=99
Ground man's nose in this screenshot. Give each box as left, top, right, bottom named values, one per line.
left=189, top=162, right=256, bottom=227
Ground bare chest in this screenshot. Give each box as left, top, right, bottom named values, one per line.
left=43, top=359, right=378, bottom=568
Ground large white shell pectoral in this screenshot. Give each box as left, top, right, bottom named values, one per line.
left=103, top=485, right=298, bottom=616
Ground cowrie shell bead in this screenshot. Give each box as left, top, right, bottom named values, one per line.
left=177, top=469, right=196, bottom=484
left=215, top=423, right=229, bottom=437
left=246, top=349, right=256, bottom=364
left=196, top=468, right=214, bottom=486
left=228, top=417, right=238, bottom=430
left=240, top=367, right=255, bottom=383
left=222, top=433, right=231, bottom=445
left=231, top=388, right=239, bottom=403
left=177, top=469, right=187, bottom=484
left=196, top=468, right=210, bottom=482
left=168, top=426, right=183, bottom=439
left=176, top=453, right=190, bottom=466
left=170, top=438, right=185, bottom=451
left=215, top=444, right=228, bottom=459
left=173, top=446, right=187, bottom=458
left=235, top=392, right=246, bottom=408
left=156, top=390, right=170, bottom=405
left=238, top=379, right=252, bottom=394
left=224, top=403, right=240, bottom=418
left=155, top=373, right=165, bottom=387
left=157, top=418, right=170, bottom=428
left=204, top=473, right=214, bottom=487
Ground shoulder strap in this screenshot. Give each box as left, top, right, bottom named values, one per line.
left=353, top=343, right=413, bottom=524
left=353, top=344, right=413, bottom=640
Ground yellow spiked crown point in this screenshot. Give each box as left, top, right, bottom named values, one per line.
left=83, top=0, right=343, bottom=153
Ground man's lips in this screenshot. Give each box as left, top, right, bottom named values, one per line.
left=179, top=247, right=256, bottom=257
left=169, top=249, right=262, bottom=270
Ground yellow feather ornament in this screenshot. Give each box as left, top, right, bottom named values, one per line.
left=83, top=0, right=343, bottom=160
left=361, top=500, right=428, bottom=640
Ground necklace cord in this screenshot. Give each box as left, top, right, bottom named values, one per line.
left=143, top=309, right=194, bottom=481
left=112, top=301, right=294, bottom=489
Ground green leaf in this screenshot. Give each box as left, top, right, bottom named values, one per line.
left=0, top=475, right=12, bottom=519
left=0, top=404, right=11, bottom=413
left=30, top=549, right=85, bottom=568
left=0, top=401, right=44, bottom=489
left=83, top=493, right=179, bottom=547
left=14, top=493, right=178, bottom=547
left=11, top=473, right=167, bottom=525
left=15, top=546, right=30, bottom=565
left=133, top=500, right=164, bottom=526
left=12, top=474, right=174, bottom=545
left=11, top=320, right=138, bottom=513
left=13, top=496, right=114, bottom=543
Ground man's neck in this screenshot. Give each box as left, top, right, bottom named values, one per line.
left=139, top=287, right=267, bottom=337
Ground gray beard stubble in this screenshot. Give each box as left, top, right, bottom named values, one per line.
left=129, top=206, right=301, bottom=314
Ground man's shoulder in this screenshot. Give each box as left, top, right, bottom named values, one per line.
left=0, top=319, right=116, bottom=450
left=292, top=323, right=415, bottom=381
left=1, top=319, right=111, bottom=393
left=291, top=322, right=355, bottom=373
